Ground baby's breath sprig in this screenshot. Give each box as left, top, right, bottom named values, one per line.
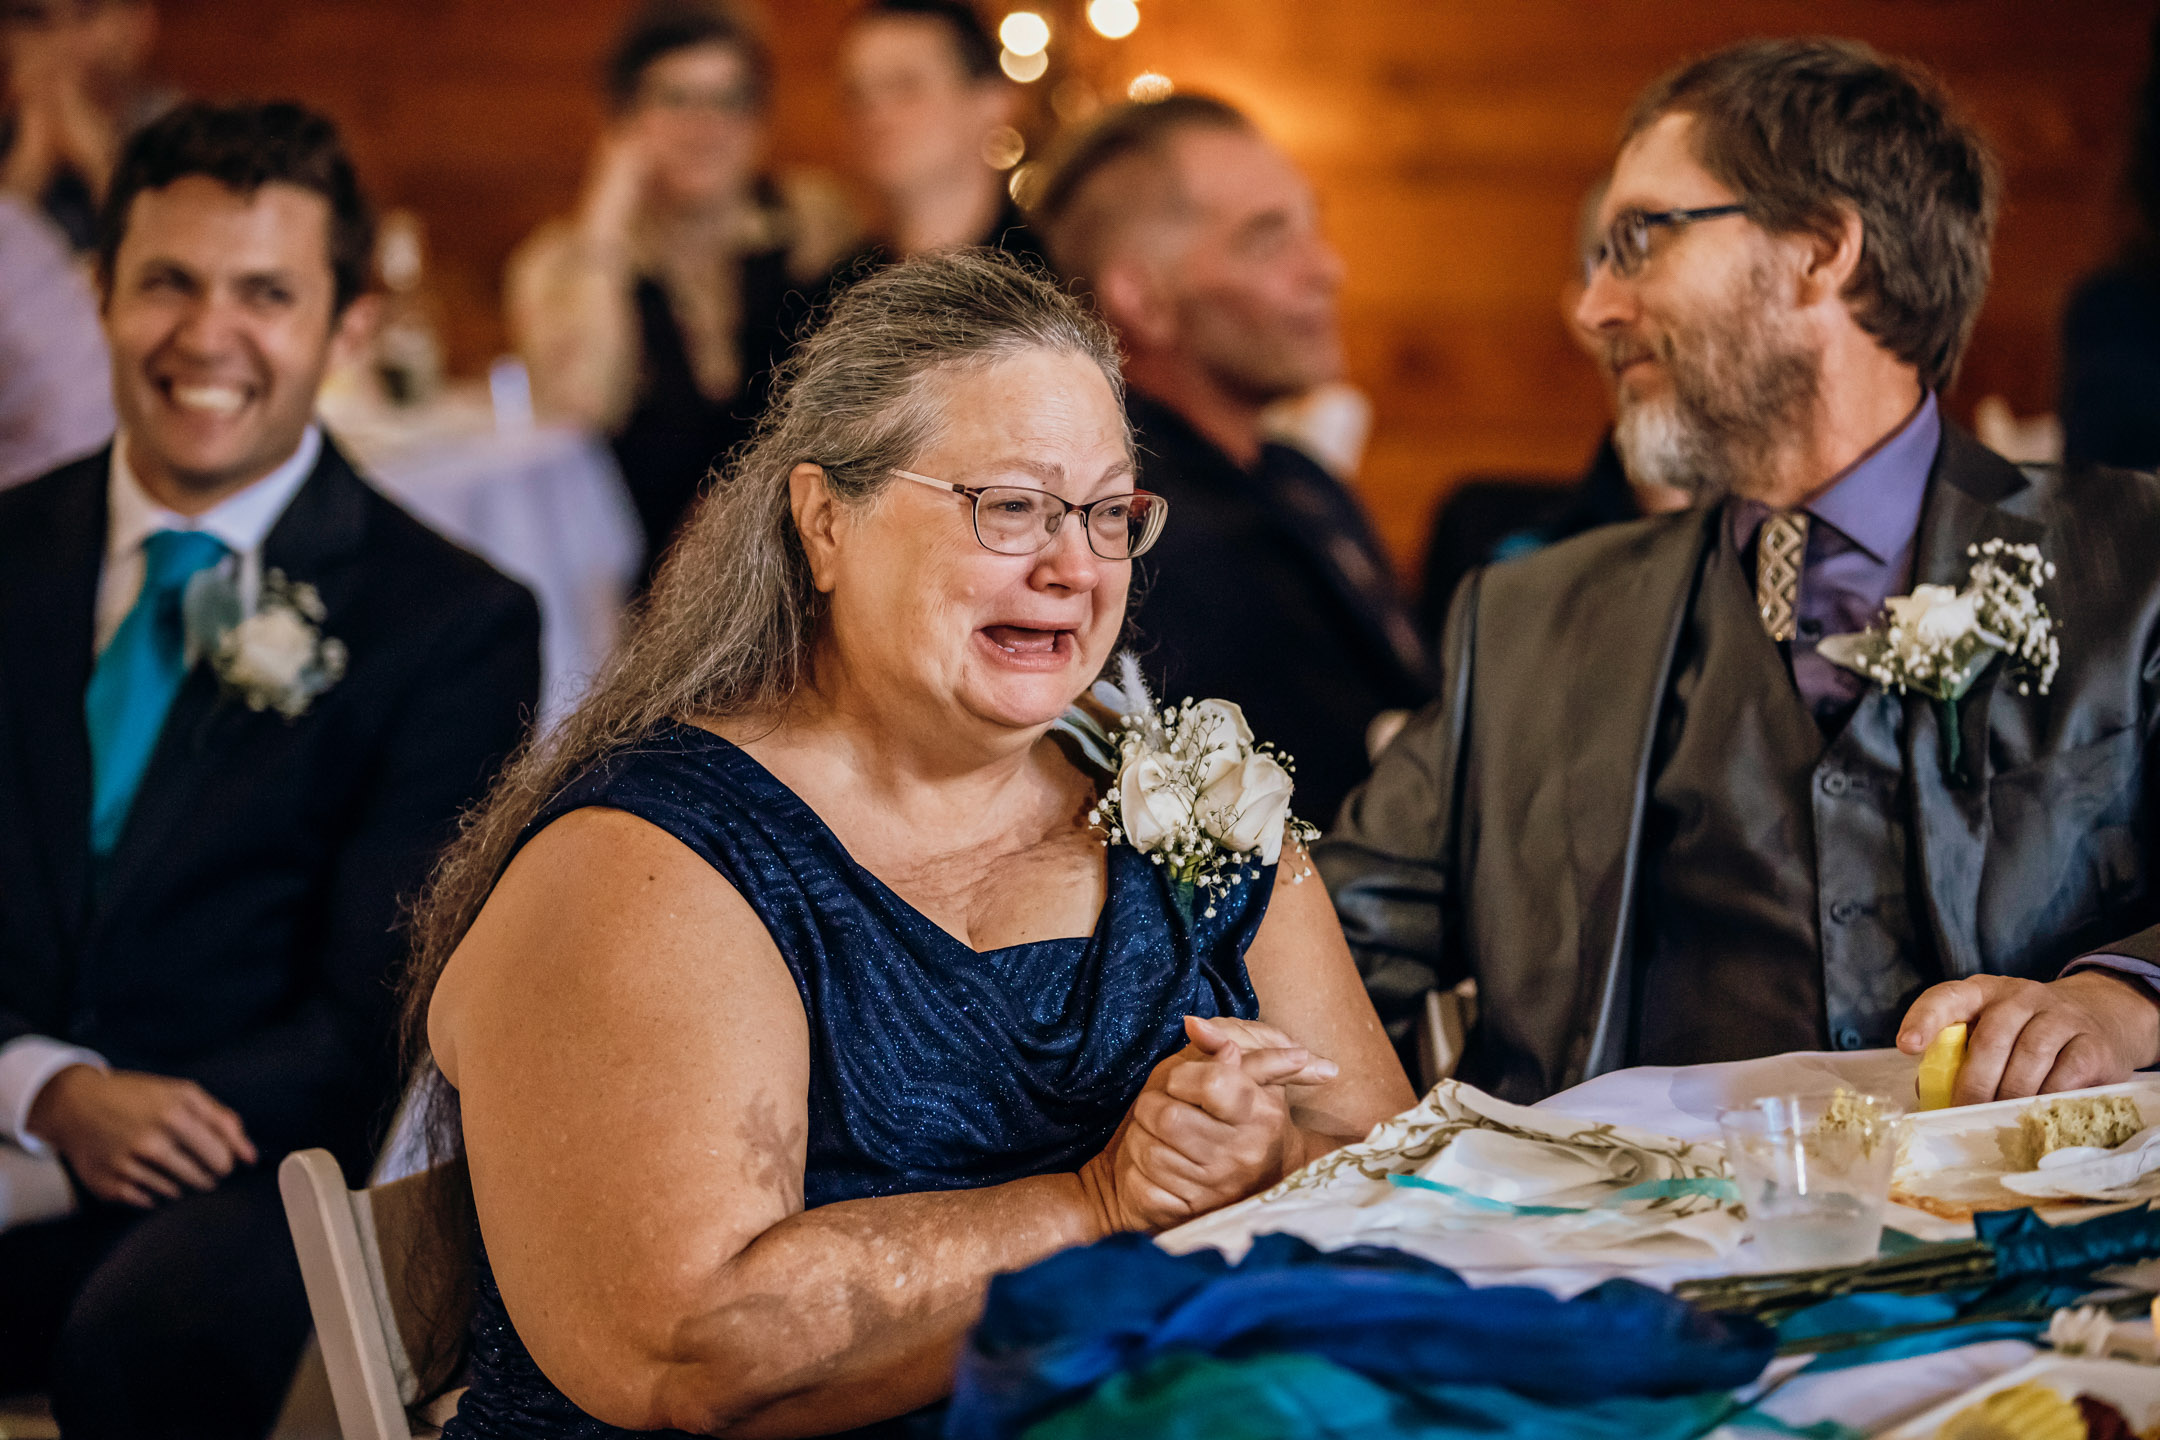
left=1817, top=539, right=2059, bottom=785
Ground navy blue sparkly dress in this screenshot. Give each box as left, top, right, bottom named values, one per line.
left=442, top=723, right=1270, bottom=1439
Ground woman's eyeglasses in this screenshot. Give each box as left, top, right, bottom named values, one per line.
left=893, top=470, right=1169, bottom=560
left=1583, top=203, right=1749, bottom=283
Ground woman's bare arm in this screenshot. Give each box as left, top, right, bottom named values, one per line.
left=1241, top=843, right=1420, bottom=1166
left=432, top=809, right=1129, bottom=1436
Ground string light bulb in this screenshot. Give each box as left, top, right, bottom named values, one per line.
left=998, top=11, right=1050, bottom=57
left=1087, top=0, right=1139, bottom=39
left=1127, top=71, right=1173, bottom=102
left=999, top=47, right=1049, bottom=82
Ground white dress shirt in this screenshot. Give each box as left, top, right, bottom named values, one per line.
left=0, top=424, right=322, bottom=1154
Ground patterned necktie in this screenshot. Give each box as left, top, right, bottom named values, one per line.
left=84, top=529, right=231, bottom=857
left=1755, top=511, right=1810, bottom=643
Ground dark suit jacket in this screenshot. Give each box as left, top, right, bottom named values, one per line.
left=1127, top=391, right=1433, bottom=823
left=0, top=439, right=540, bottom=1178
left=1318, top=426, right=2160, bottom=1102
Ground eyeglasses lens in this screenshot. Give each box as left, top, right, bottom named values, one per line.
left=971, top=488, right=1164, bottom=560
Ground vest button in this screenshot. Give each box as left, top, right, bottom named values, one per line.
left=1829, top=900, right=1861, bottom=924
left=1821, top=773, right=1849, bottom=797
left=1837, top=1027, right=1864, bottom=1050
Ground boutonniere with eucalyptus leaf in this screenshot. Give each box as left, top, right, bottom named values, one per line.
left=1817, top=539, right=2059, bottom=783
left=1054, top=653, right=1320, bottom=921
left=183, top=567, right=347, bottom=720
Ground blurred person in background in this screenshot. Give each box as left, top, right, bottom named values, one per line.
left=838, top=0, right=1048, bottom=267
left=1036, top=95, right=1432, bottom=826
left=0, top=0, right=169, bottom=251
left=0, top=192, right=112, bottom=488
left=507, top=0, right=857, bottom=578
left=0, top=101, right=538, bottom=1437
left=2061, top=12, right=2160, bottom=470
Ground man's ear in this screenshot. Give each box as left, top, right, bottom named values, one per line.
left=1095, top=254, right=1176, bottom=354
left=1796, top=205, right=1866, bottom=308
left=327, top=293, right=382, bottom=373
left=790, top=462, right=843, bottom=593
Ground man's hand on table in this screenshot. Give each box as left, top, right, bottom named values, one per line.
left=25, top=1065, right=257, bottom=1208
left=1897, top=971, right=2160, bottom=1104
left=1083, top=1015, right=1337, bottom=1234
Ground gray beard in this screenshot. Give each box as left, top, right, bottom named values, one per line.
left=1609, top=270, right=1822, bottom=503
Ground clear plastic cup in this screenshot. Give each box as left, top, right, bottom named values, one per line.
left=1717, top=1092, right=1904, bottom=1269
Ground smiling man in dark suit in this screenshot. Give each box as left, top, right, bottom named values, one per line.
left=0, top=101, right=538, bottom=1437
left=1319, top=39, right=2160, bottom=1106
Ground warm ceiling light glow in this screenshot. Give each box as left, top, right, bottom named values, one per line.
left=1086, top=0, right=1139, bottom=39
left=998, top=11, right=1050, bottom=57
left=999, top=46, right=1049, bottom=82
left=981, top=124, right=1026, bottom=170
left=1127, top=71, right=1173, bottom=102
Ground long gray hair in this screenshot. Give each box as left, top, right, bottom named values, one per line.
left=392, top=251, right=1124, bottom=1365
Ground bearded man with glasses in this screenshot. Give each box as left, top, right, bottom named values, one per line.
left=1320, top=37, right=2160, bottom=1106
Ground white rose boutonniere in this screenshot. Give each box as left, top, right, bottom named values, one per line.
left=1818, top=539, right=2058, bottom=783
left=184, top=568, right=347, bottom=720
left=1054, top=653, right=1320, bottom=920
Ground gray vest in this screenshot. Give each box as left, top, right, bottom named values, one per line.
left=1630, top=515, right=1935, bottom=1066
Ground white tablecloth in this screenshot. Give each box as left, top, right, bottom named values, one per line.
left=1167, top=1049, right=2059, bottom=1436
left=361, top=426, right=640, bottom=725
left=321, top=382, right=642, bottom=726
left=1544, top=1049, right=2043, bottom=1433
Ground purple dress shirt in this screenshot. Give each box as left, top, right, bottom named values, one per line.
left=1731, top=391, right=1941, bottom=720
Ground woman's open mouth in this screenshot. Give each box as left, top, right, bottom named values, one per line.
left=977, top=624, right=1075, bottom=666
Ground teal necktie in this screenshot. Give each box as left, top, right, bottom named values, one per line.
left=85, top=529, right=231, bottom=857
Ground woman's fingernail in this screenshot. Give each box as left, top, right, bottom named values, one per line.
left=1317, top=1061, right=1340, bottom=1078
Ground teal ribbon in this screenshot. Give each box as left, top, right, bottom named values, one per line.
left=1387, top=1173, right=1739, bottom=1215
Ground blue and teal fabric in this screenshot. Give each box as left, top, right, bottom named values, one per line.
left=1024, top=1351, right=1854, bottom=1440
left=84, top=529, right=229, bottom=856
left=946, top=1233, right=1776, bottom=1440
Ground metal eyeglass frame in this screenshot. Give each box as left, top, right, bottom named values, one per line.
left=892, top=469, right=1170, bottom=560
left=1583, top=203, right=1749, bottom=283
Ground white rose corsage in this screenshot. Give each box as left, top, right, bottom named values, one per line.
left=1054, top=653, right=1319, bottom=920
left=183, top=567, right=347, bottom=720
left=1817, top=539, right=2058, bottom=783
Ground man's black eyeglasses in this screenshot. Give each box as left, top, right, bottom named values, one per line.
left=1584, top=204, right=1749, bottom=283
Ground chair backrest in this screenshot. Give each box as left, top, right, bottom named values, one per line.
left=279, top=1149, right=472, bottom=1440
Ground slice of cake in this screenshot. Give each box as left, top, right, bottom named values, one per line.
left=2018, top=1094, right=2144, bottom=1166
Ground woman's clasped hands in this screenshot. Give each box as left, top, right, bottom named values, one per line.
left=1083, top=1014, right=1339, bottom=1234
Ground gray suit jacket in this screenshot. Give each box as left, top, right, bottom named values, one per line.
left=1319, top=426, right=2160, bottom=1102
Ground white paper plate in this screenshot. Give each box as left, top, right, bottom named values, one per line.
left=1883, top=1354, right=2160, bottom=1439
left=1891, top=1079, right=2160, bottom=1220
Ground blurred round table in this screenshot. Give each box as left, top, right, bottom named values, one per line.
left=321, top=381, right=642, bottom=726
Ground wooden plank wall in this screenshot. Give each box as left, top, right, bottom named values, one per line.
left=152, top=0, right=2158, bottom=570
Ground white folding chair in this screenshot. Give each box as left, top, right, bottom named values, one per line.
left=1414, top=978, right=1480, bottom=1093
left=278, top=1150, right=471, bottom=1440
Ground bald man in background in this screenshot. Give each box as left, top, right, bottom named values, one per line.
left=1035, top=96, right=1432, bottom=823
